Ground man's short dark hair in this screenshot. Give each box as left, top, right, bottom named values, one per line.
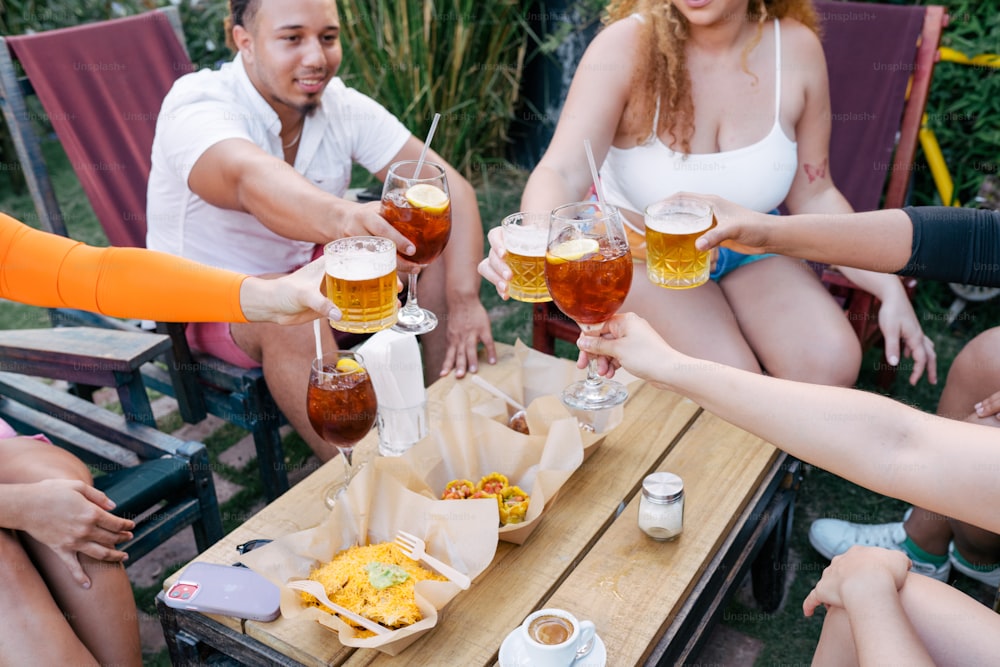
left=229, top=0, right=262, bottom=29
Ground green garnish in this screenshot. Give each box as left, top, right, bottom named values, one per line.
left=365, top=561, right=410, bottom=590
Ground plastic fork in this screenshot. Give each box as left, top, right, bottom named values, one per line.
left=285, top=579, right=392, bottom=635
left=394, top=530, right=471, bottom=589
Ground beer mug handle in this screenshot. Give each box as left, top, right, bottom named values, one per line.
left=574, top=620, right=597, bottom=660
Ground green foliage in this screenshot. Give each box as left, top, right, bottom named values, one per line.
left=337, top=0, right=533, bottom=178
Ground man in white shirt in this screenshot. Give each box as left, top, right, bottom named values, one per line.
left=147, top=0, right=495, bottom=462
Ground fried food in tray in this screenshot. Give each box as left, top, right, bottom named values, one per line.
left=302, top=542, right=446, bottom=637
left=441, top=473, right=529, bottom=526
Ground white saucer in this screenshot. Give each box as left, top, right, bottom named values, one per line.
left=498, top=629, right=607, bottom=667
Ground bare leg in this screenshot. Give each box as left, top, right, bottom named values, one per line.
left=906, top=327, right=1000, bottom=558
left=811, top=606, right=860, bottom=667
left=623, top=265, right=763, bottom=373
left=0, top=438, right=142, bottom=666
left=414, top=259, right=448, bottom=381
left=813, top=574, right=1000, bottom=665
left=231, top=318, right=341, bottom=461
left=720, top=257, right=861, bottom=387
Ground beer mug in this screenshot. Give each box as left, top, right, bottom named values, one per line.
left=323, top=236, right=398, bottom=333
left=501, top=211, right=551, bottom=303
left=644, top=197, right=714, bottom=289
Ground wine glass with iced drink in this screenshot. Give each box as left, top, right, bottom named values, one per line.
left=307, top=350, right=377, bottom=508
left=545, top=202, right=632, bottom=410
left=380, top=160, right=451, bottom=334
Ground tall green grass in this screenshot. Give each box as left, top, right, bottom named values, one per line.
left=337, top=0, right=532, bottom=177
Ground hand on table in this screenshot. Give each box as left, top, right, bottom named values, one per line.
left=18, top=479, right=134, bottom=587
left=438, top=295, right=496, bottom=378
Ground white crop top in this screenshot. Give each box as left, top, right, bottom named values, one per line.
left=600, top=19, right=798, bottom=221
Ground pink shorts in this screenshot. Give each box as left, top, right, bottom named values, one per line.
left=0, top=417, right=51, bottom=443
left=186, top=321, right=261, bottom=369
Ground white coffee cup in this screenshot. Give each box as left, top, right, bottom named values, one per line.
left=518, top=608, right=596, bottom=666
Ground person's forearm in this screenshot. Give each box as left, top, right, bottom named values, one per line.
left=443, top=177, right=485, bottom=302
left=657, top=354, right=996, bottom=528
left=233, top=156, right=352, bottom=243
left=841, top=575, right=935, bottom=665
left=834, top=265, right=909, bottom=301
left=771, top=209, right=913, bottom=272
left=520, top=162, right=586, bottom=214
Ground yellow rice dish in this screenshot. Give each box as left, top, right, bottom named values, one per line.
left=304, top=542, right=447, bottom=636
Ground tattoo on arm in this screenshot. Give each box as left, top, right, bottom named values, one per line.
left=803, top=158, right=828, bottom=184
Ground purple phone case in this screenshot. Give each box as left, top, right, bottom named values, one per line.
left=163, top=562, right=281, bottom=622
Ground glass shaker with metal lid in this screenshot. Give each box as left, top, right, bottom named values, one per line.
left=638, top=472, right=684, bottom=541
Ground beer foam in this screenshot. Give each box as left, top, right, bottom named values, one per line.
left=505, top=226, right=548, bottom=256
left=644, top=210, right=712, bottom=234
left=327, top=254, right=394, bottom=280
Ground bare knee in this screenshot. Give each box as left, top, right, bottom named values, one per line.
left=766, top=331, right=861, bottom=387
left=0, top=438, right=93, bottom=486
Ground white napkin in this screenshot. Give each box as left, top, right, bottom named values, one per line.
left=357, top=329, right=427, bottom=409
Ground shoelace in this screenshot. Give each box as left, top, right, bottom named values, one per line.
left=850, top=522, right=903, bottom=548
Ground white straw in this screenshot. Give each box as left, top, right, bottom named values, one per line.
left=469, top=374, right=526, bottom=412
left=414, top=112, right=441, bottom=179
left=584, top=139, right=608, bottom=210
left=313, top=318, right=323, bottom=362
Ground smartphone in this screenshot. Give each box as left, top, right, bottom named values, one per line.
left=163, top=562, right=281, bottom=622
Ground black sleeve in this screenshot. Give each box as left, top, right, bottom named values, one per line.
left=899, top=206, right=1000, bottom=287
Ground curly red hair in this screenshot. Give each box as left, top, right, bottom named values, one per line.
left=604, top=0, right=820, bottom=152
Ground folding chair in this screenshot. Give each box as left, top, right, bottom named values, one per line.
left=0, top=331, right=223, bottom=563
left=532, top=2, right=947, bottom=387
left=813, top=1, right=945, bottom=367
left=0, top=7, right=289, bottom=499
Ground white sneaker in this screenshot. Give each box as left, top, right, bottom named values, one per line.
left=808, top=514, right=950, bottom=582
left=949, top=542, right=1000, bottom=588
left=809, top=518, right=907, bottom=559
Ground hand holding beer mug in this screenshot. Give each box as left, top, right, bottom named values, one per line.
left=501, top=211, right=551, bottom=303
left=644, top=197, right=714, bottom=289
left=380, top=160, right=452, bottom=334
left=323, top=236, right=398, bottom=333
left=545, top=202, right=633, bottom=410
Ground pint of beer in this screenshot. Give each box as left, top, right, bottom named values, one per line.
left=324, top=236, right=398, bottom=333
left=502, top=211, right=551, bottom=302
left=644, top=198, right=714, bottom=289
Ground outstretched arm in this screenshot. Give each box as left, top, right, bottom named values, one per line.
left=578, top=313, right=1000, bottom=534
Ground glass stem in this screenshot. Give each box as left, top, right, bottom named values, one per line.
left=401, top=271, right=422, bottom=320
left=339, top=447, right=353, bottom=490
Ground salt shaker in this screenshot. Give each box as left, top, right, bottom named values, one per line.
left=638, top=472, right=684, bottom=541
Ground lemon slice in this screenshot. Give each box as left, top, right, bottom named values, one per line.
left=405, top=184, right=450, bottom=214
left=335, top=358, right=363, bottom=373
left=547, top=238, right=600, bottom=264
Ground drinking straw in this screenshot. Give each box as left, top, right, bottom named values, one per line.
left=313, top=318, right=323, bottom=362
left=414, top=112, right=441, bottom=179
left=584, top=139, right=609, bottom=211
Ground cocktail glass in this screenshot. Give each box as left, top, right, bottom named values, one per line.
left=306, top=350, right=377, bottom=508
left=380, top=160, right=451, bottom=334
left=545, top=201, right=633, bottom=410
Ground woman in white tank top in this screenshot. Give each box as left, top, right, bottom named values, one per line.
left=480, top=0, right=935, bottom=388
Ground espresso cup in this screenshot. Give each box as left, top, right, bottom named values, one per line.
left=518, top=608, right=596, bottom=666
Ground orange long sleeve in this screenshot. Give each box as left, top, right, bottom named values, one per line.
left=0, top=212, right=249, bottom=323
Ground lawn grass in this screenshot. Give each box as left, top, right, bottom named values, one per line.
left=3, top=151, right=1000, bottom=665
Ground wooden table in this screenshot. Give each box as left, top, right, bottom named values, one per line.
left=157, top=345, right=799, bottom=666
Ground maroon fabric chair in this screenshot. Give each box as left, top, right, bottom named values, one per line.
left=0, top=8, right=291, bottom=500
left=533, top=2, right=946, bottom=389
left=5, top=11, right=192, bottom=247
